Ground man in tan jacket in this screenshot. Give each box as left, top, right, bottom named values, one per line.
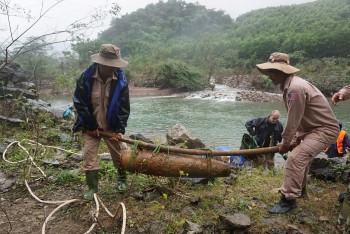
left=73, top=44, right=130, bottom=200
left=256, top=52, right=339, bottom=214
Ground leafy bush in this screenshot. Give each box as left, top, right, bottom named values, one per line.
left=155, top=61, right=204, bottom=91
left=260, top=75, right=275, bottom=91
left=52, top=70, right=80, bottom=92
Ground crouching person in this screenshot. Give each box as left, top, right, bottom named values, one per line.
left=256, top=52, right=339, bottom=214
left=73, top=44, right=130, bottom=200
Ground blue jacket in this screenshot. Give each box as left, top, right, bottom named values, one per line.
left=245, top=116, right=283, bottom=147
left=72, top=63, right=130, bottom=134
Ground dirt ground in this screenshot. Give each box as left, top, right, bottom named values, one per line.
left=0, top=180, right=134, bottom=234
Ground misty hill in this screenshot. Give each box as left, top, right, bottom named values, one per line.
left=70, top=0, right=350, bottom=92
left=99, top=0, right=350, bottom=61
left=100, top=0, right=233, bottom=55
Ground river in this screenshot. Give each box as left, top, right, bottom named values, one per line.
left=43, top=85, right=350, bottom=150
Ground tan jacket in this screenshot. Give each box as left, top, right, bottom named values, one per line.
left=281, top=75, right=339, bottom=146
left=91, top=68, right=117, bottom=131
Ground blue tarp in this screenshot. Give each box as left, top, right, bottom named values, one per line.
left=215, top=146, right=245, bottom=168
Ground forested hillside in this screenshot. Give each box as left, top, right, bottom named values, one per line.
left=76, top=0, right=349, bottom=93
left=232, top=0, right=350, bottom=60
left=101, top=1, right=233, bottom=47
left=8, top=0, right=349, bottom=93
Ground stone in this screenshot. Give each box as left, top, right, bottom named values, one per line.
left=183, top=220, right=203, bottom=233
left=219, top=213, right=251, bottom=229
left=166, top=124, right=205, bottom=149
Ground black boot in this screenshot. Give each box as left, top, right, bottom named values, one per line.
left=300, top=186, right=308, bottom=198
left=269, top=195, right=297, bottom=214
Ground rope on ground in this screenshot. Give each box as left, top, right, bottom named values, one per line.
left=3, top=139, right=127, bottom=234
left=84, top=193, right=100, bottom=234
left=41, top=199, right=80, bottom=234
left=97, top=195, right=126, bottom=234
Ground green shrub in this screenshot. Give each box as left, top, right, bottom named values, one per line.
left=55, top=170, right=82, bottom=185
left=155, top=61, right=204, bottom=91
left=260, top=75, right=275, bottom=91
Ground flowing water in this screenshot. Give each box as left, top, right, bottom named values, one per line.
left=43, top=85, right=350, bottom=150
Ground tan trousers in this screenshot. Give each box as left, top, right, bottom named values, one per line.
left=280, top=138, right=328, bottom=200
left=82, top=132, right=128, bottom=171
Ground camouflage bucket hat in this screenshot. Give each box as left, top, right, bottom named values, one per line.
left=91, top=44, right=128, bottom=68
left=256, top=52, right=299, bottom=75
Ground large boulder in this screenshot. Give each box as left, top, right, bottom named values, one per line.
left=0, top=65, right=14, bottom=86
left=166, top=124, right=205, bottom=149
left=0, top=62, right=38, bottom=99
left=1, top=62, right=29, bottom=85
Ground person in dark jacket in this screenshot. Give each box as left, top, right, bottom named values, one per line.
left=73, top=44, right=130, bottom=200
left=245, top=110, right=283, bottom=169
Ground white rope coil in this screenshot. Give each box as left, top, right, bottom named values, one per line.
left=3, top=140, right=127, bottom=234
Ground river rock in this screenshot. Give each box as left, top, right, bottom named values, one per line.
left=219, top=213, right=251, bottom=229
left=235, top=90, right=283, bottom=102
left=129, top=133, right=154, bottom=143
left=166, top=124, right=205, bottom=149
left=309, top=157, right=350, bottom=183
left=0, top=172, right=16, bottom=192
left=0, top=115, right=25, bottom=126
left=183, top=220, right=203, bottom=233
left=15, top=82, right=36, bottom=90
left=0, top=86, right=37, bottom=100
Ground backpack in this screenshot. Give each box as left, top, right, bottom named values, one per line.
left=240, top=133, right=258, bottom=160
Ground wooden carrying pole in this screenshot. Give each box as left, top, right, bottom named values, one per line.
left=97, top=131, right=279, bottom=156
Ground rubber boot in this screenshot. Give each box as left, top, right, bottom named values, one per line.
left=269, top=194, right=297, bottom=214
left=300, top=186, right=308, bottom=198
left=117, top=168, right=128, bottom=192
left=83, top=170, right=99, bottom=201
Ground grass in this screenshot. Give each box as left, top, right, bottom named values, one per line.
left=95, top=167, right=345, bottom=233
left=0, top=122, right=348, bottom=233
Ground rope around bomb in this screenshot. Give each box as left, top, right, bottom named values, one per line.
left=2, top=140, right=127, bottom=234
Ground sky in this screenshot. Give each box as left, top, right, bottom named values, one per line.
left=0, top=0, right=316, bottom=50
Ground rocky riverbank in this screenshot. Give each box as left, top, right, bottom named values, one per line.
left=178, top=84, right=283, bottom=103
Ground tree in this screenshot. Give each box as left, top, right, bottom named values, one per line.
left=0, top=0, right=120, bottom=71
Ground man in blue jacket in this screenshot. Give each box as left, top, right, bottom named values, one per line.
left=73, top=44, right=130, bottom=200
left=245, top=110, right=283, bottom=169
